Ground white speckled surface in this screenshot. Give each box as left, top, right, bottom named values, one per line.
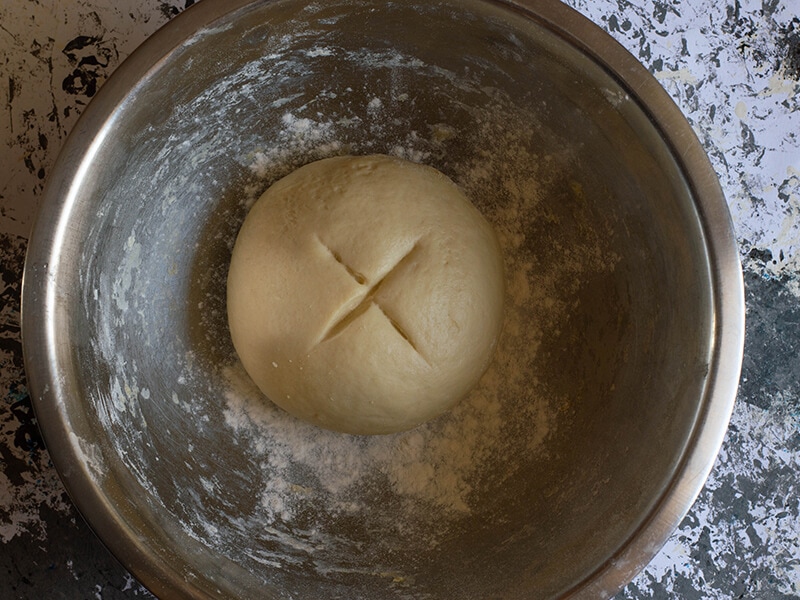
left=1, top=0, right=798, bottom=598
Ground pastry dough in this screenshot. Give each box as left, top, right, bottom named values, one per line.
left=227, top=155, right=504, bottom=434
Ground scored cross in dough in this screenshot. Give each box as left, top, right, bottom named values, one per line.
left=227, top=154, right=504, bottom=435
left=315, top=234, right=424, bottom=354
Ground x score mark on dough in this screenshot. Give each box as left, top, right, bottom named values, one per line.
left=315, top=234, right=428, bottom=364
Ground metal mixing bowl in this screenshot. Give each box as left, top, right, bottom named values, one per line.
left=22, top=0, right=744, bottom=598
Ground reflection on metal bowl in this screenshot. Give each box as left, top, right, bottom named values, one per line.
left=22, top=0, right=744, bottom=598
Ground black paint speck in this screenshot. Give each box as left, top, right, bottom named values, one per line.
left=652, top=0, right=680, bottom=25
left=159, top=2, right=180, bottom=19
left=781, top=19, right=800, bottom=81
left=739, top=120, right=758, bottom=156
left=62, top=67, right=98, bottom=97
left=60, top=35, right=118, bottom=99
left=7, top=76, right=16, bottom=104
left=638, top=33, right=653, bottom=62
left=761, top=0, right=781, bottom=17
left=748, top=247, right=773, bottom=263
left=62, top=34, right=102, bottom=54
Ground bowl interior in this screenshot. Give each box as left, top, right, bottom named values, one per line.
left=37, top=0, right=714, bottom=597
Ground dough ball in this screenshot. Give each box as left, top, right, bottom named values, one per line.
left=227, top=154, right=504, bottom=435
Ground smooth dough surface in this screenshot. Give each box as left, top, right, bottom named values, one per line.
left=227, top=155, right=504, bottom=435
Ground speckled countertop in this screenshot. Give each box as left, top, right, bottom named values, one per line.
left=1, top=0, right=798, bottom=598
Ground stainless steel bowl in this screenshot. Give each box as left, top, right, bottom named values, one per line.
left=22, top=0, right=744, bottom=598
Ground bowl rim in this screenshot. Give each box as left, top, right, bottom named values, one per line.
left=21, top=0, right=745, bottom=598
